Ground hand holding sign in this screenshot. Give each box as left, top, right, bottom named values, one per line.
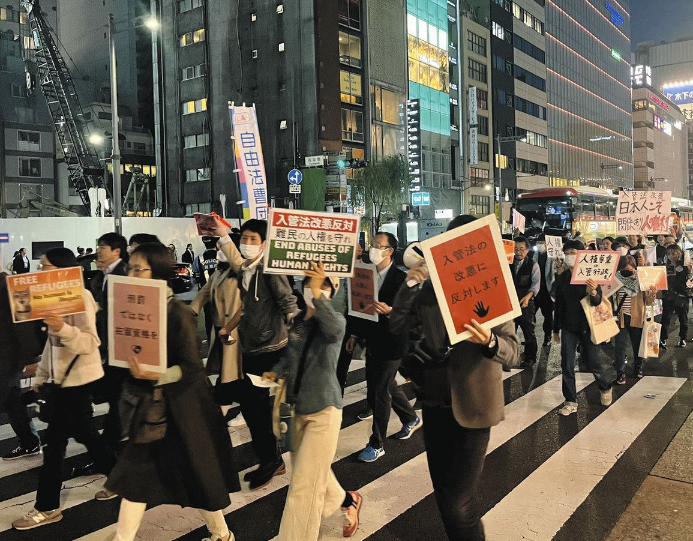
left=463, top=319, right=492, bottom=345
left=43, top=314, right=65, bottom=333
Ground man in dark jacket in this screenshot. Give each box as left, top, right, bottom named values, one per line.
left=534, top=234, right=556, bottom=347
left=660, top=243, right=692, bottom=349
left=553, top=240, right=612, bottom=416
left=13, top=248, right=30, bottom=274
left=349, top=232, right=420, bottom=463
left=182, top=243, right=195, bottom=265
left=511, top=237, right=540, bottom=366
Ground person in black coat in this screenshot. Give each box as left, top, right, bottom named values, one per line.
left=347, top=232, right=421, bottom=463
left=182, top=244, right=195, bottom=265
left=106, top=243, right=239, bottom=541
left=13, top=248, right=30, bottom=274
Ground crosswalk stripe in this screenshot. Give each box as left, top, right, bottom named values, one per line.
left=482, top=376, right=686, bottom=541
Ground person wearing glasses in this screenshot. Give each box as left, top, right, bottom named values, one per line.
left=511, top=237, right=541, bottom=368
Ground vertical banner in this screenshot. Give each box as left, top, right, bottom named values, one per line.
left=469, top=127, right=478, bottom=165
left=421, top=214, right=521, bottom=344
left=108, top=275, right=168, bottom=374
left=616, top=191, right=671, bottom=235
left=468, top=86, right=478, bottom=125
left=229, top=105, right=268, bottom=221
left=407, top=99, right=422, bottom=192
left=347, top=263, right=379, bottom=321
left=6, top=268, right=86, bottom=322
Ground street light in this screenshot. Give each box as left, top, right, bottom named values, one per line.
left=495, top=134, right=527, bottom=226
left=600, top=163, right=623, bottom=171
left=88, top=133, right=104, bottom=146
left=144, top=17, right=159, bottom=29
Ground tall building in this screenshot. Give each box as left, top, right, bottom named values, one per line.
left=545, top=0, right=633, bottom=189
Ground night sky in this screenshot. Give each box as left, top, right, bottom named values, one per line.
left=630, top=0, right=693, bottom=50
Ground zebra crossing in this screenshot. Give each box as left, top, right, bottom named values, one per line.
left=0, top=354, right=690, bottom=541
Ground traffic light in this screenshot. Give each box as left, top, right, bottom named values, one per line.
left=336, top=158, right=348, bottom=169
left=336, top=158, right=368, bottom=169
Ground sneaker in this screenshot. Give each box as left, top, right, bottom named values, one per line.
left=600, top=387, right=613, bottom=406
left=95, top=488, right=118, bottom=501
left=558, top=403, right=578, bottom=416
left=357, top=444, right=385, bottom=463
left=342, top=491, right=363, bottom=537
left=247, top=459, right=286, bottom=490
left=678, top=339, right=687, bottom=348
left=12, top=508, right=63, bottom=530
left=393, top=417, right=423, bottom=440
left=357, top=409, right=373, bottom=421
left=634, top=365, right=644, bottom=379
left=616, top=371, right=626, bottom=385
left=660, top=340, right=667, bottom=351
left=2, top=444, right=41, bottom=461
left=71, top=461, right=96, bottom=478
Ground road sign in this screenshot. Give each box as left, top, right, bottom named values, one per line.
left=0, top=233, right=8, bottom=243
left=412, top=192, right=430, bottom=206
left=304, top=155, right=325, bottom=167
left=288, top=168, right=303, bottom=185
left=289, top=184, right=301, bottom=194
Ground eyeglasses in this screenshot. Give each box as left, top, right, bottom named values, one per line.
left=371, top=243, right=391, bottom=250
left=130, top=267, right=151, bottom=274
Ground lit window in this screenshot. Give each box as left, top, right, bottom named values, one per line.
left=251, top=12, right=257, bottom=21
left=278, top=42, right=285, bottom=52
left=252, top=49, right=258, bottom=59
left=279, top=120, right=288, bottom=130
left=276, top=4, right=283, bottom=13
left=19, top=158, right=41, bottom=177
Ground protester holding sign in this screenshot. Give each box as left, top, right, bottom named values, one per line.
left=390, top=214, right=519, bottom=541
left=105, top=242, right=239, bottom=541
left=511, top=237, right=540, bottom=367
left=660, top=244, right=693, bottom=350
left=12, top=248, right=117, bottom=532
left=534, top=234, right=557, bottom=347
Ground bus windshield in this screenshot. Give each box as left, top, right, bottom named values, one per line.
left=515, top=197, right=574, bottom=232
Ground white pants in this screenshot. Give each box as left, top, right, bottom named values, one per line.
left=113, top=499, right=229, bottom=541
left=277, top=406, right=346, bottom=541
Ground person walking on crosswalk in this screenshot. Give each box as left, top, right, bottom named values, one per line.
left=552, top=240, right=613, bottom=416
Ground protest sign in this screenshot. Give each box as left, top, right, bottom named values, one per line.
left=6, top=267, right=85, bottom=323
left=637, top=266, right=668, bottom=291
left=546, top=235, right=564, bottom=260
left=617, top=191, right=671, bottom=235
left=263, top=208, right=360, bottom=277
left=602, top=275, right=623, bottom=299
left=512, top=209, right=526, bottom=233
left=347, top=263, right=378, bottom=322
left=570, top=251, right=619, bottom=285
left=193, top=213, right=217, bottom=236
left=421, top=214, right=521, bottom=344
left=108, top=275, right=167, bottom=374
left=502, top=239, right=514, bottom=264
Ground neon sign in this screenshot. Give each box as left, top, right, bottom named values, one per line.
left=605, top=1, right=624, bottom=27
left=631, top=65, right=651, bottom=88
left=648, top=92, right=670, bottom=111
left=662, top=80, right=693, bottom=106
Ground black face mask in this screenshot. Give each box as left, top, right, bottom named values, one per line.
left=619, top=270, right=634, bottom=278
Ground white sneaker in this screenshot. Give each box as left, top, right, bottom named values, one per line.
left=558, top=403, right=578, bottom=416
left=600, top=387, right=613, bottom=406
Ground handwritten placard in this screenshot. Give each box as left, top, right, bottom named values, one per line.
left=570, top=251, right=619, bottom=285
left=347, top=263, right=378, bottom=322
left=617, top=191, right=671, bottom=235
left=546, top=235, right=564, bottom=260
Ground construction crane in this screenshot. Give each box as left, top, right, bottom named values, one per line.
left=21, top=0, right=109, bottom=214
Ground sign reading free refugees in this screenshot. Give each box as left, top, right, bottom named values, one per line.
left=7, top=267, right=86, bottom=323
left=264, top=208, right=360, bottom=277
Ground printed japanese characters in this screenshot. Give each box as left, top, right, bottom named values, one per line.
left=6, top=268, right=86, bottom=323
left=570, top=251, right=619, bottom=285
left=617, top=191, right=671, bottom=235
left=230, top=105, right=268, bottom=221
left=421, top=214, right=521, bottom=344
left=108, top=275, right=168, bottom=374
left=264, top=209, right=360, bottom=277
left=347, top=263, right=378, bottom=322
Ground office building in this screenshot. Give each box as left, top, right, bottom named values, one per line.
left=545, top=0, right=633, bottom=189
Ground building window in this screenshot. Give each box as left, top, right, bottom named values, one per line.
left=476, top=89, right=488, bottom=110
left=467, top=59, right=487, bottom=83
left=408, top=35, right=450, bottom=92
left=186, top=203, right=212, bottom=214
left=98, top=111, right=112, bottom=120
left=19, top=158, right=41, bottom=177
left=276, top=4, right=284, bottom=13
left=181, top=64, right=206, bottom=81
left=513, top=34, right=545, bottom=63
left=251, top=12, right=257, bottom=21
left=178, top=0, right=202, bottom=13
left=467, top=31, right=486, bottom=56
left=18, top=131, right=41, bottom=151
left=512, top=4, right=543, bottom=35
left=341, top=108, right=364, bottom=142
left=516, top=158, right=548, bottom=176
left=372, top=86, right=402, bottom=125
left=338, top=0, right=360, bottom=30
left=11, top=83, right=24, bottom=97
left=181, top=98, right=208, bottom=115
left=495, top=89, right=514, bottom=108
left=478, top=142, right=489, bottom=163
left=339, top=31, right=362, bottom=68
left=492, top=55, right=512, bottom=76
left=492, top=22, right=504, bottom=41
left=340, top=71, right=363, bottom=105
left=179, top=28, right=205, bottom=47
left=185, top=167, right=211, bottom=182
left=515, top=96, right=546, bottom=119
left=515, top=129, right=548, bottom=148
left=514, top=65, right=546, bottom=91
left=279, top=120, right=288, bottom=130
left=278, top=42, right=285, bottom=52
left=183, top=133, right=209, bottom=148
left=252, top=49, right=258, bottom=58
left=469, top=195, right=491, bottom=216
left=477, top=116, right=489, bottom=136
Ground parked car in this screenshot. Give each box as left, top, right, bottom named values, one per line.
left=171, top=263, right=193, bottom=294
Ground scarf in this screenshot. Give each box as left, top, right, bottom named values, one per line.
left=618, top=273, right=639, bottom=297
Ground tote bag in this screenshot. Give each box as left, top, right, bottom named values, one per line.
left=580, top=296, right=620, bottom=345
left=638, top=310, right=662, bottom=359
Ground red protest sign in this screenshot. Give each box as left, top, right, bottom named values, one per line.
left=421, top=214, right=521, bottom=344
left=502, top=239, right=514, bottom=264
left=570, top=250, right=619, bottom=285
left=347, top=263, right=378, bottom=321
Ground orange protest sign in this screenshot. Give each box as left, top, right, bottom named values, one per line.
left=6, top=267, right=85, bottom=323
left=108, top=275, right=168, bottom=374
left=637, top=266, right=668, bottom=291
left=502, top=239, right=514, bottom=264
left=347, top=263, right=378, bottom=322
left=421, top=214, right=521, bottom=344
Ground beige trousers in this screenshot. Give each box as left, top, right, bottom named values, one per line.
left=276, top=405, right=346, bottom=541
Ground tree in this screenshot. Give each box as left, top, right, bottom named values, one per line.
left=349, top=154, right=408, bottom=238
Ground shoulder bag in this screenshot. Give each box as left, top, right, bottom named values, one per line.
left=37, top=347, right=80, bottom=424
left=580, top=296, right=620, bottom=345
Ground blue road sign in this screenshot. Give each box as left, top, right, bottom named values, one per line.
left=288, top=169, right=303, bottom=185
left=412, top=192, right=430, bottom=206
left=0, top=233, right=8, bottom=243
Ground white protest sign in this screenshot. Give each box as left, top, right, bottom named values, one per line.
left=570, top=250, right=619, bottom=285
left=546, top=235, right=564, bottom=260
left=617, top=191, right=671, bottom=235
left=512, top=209, right=526, bottom=233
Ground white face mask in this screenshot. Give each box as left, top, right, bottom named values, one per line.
left=369, top=247, right=388, bottom=266
left=303, top=288, right=331, bottom=309
left=564, top=254, right=577, bottom=268
left=240, top=243, right=263, bottom=260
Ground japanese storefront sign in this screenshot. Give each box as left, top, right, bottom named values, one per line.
left=229, top=105, right=268, bottom=221
left=570, top=251, right=619, bottom=285
left=637, top=266, right=668, bottom=291
left=6, top=267, right=86, bottom=323
left=546, top=235, right=564, bottom=260
left=347, top=263, right=378, bottom=322
left=617, top=191, right=671, bottom=235
left=421, top=214, right=521, bottom=344
left=512, top=209, right=526, bottom=233
left=263, top=208, right=360, bottom=277
left=502, top=239, right=514, bottom=264
left=108, top=275, right=167, bottom=374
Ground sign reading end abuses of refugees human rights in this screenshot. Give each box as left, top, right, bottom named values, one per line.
left=421, top=214, right=522, bottom=345
left=263, top=209, right=360, bottom=277
left=617, top=191, right=671, bottom=235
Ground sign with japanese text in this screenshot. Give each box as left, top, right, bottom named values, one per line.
left=469, top=127, right=478, bottom=165
left=663, top=83, right=693, bottom=106
left=546, top=235, right=564, bottom=260
left=617, top=191, right=671, bottom=235
left=512, top=209, right=526, bottom=233
left=108, top=275, right=167, bottom=374
left=407, top=99, right=422, bottom=191
left=347, top=263, right=378, bottom=322
left=421, top=214, right=521, bottom=344
left=229, top=105, right=268, bottom=221
left=637, top=266, right=668, bottom=291
left=468, top=86, right=478, bottom=125
left=6, top=267, right=86, bottom=323
left=502, top=239, right=514, bottom=264
left=570, top=251, right=619, bottom=285
left=263, top=208, right=360, bottom=277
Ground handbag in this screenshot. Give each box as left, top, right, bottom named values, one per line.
left=37, top=351, right=80, bottom=424
left=639, top=308, right=662, bottom=359
left=580, top=296, right=620, bottom=345
left=119, top=384, right=167, bottom=444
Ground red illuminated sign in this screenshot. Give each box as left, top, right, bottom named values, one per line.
left=648, top=92, right=670, bottom=111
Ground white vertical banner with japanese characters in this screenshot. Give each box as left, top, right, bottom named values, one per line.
left=229, top=104, right=268, bottom=221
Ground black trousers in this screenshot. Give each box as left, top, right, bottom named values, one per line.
left=515, top=301, right=537, bottom=361
left=661, top=298, right=689, bottom=341
left=423, top=406, right=490, bottom=541
left=238, top=350, right=282, bottom=466
left=36, top=385, right=116, bottom=511
left=365, top=350, right=417, bottom=449
left=336, top=334, right=355, bottom=395
left=0, top=371, right=39, bottom=449
left=535, top=292, right=554, bottom=339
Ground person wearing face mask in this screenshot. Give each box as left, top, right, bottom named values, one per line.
left=511, top=237, right=540, bottom=368
left=348, top=232, right=421, bottom=463
left=263, top=262, right=363, bottom=539
left=534, top=235, right=557, bottom=348
left=613, top=256, right=656, bottom=383
left=552, top=240, right=613, bottom=416
left=660, top=244, right=693, bottom=350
